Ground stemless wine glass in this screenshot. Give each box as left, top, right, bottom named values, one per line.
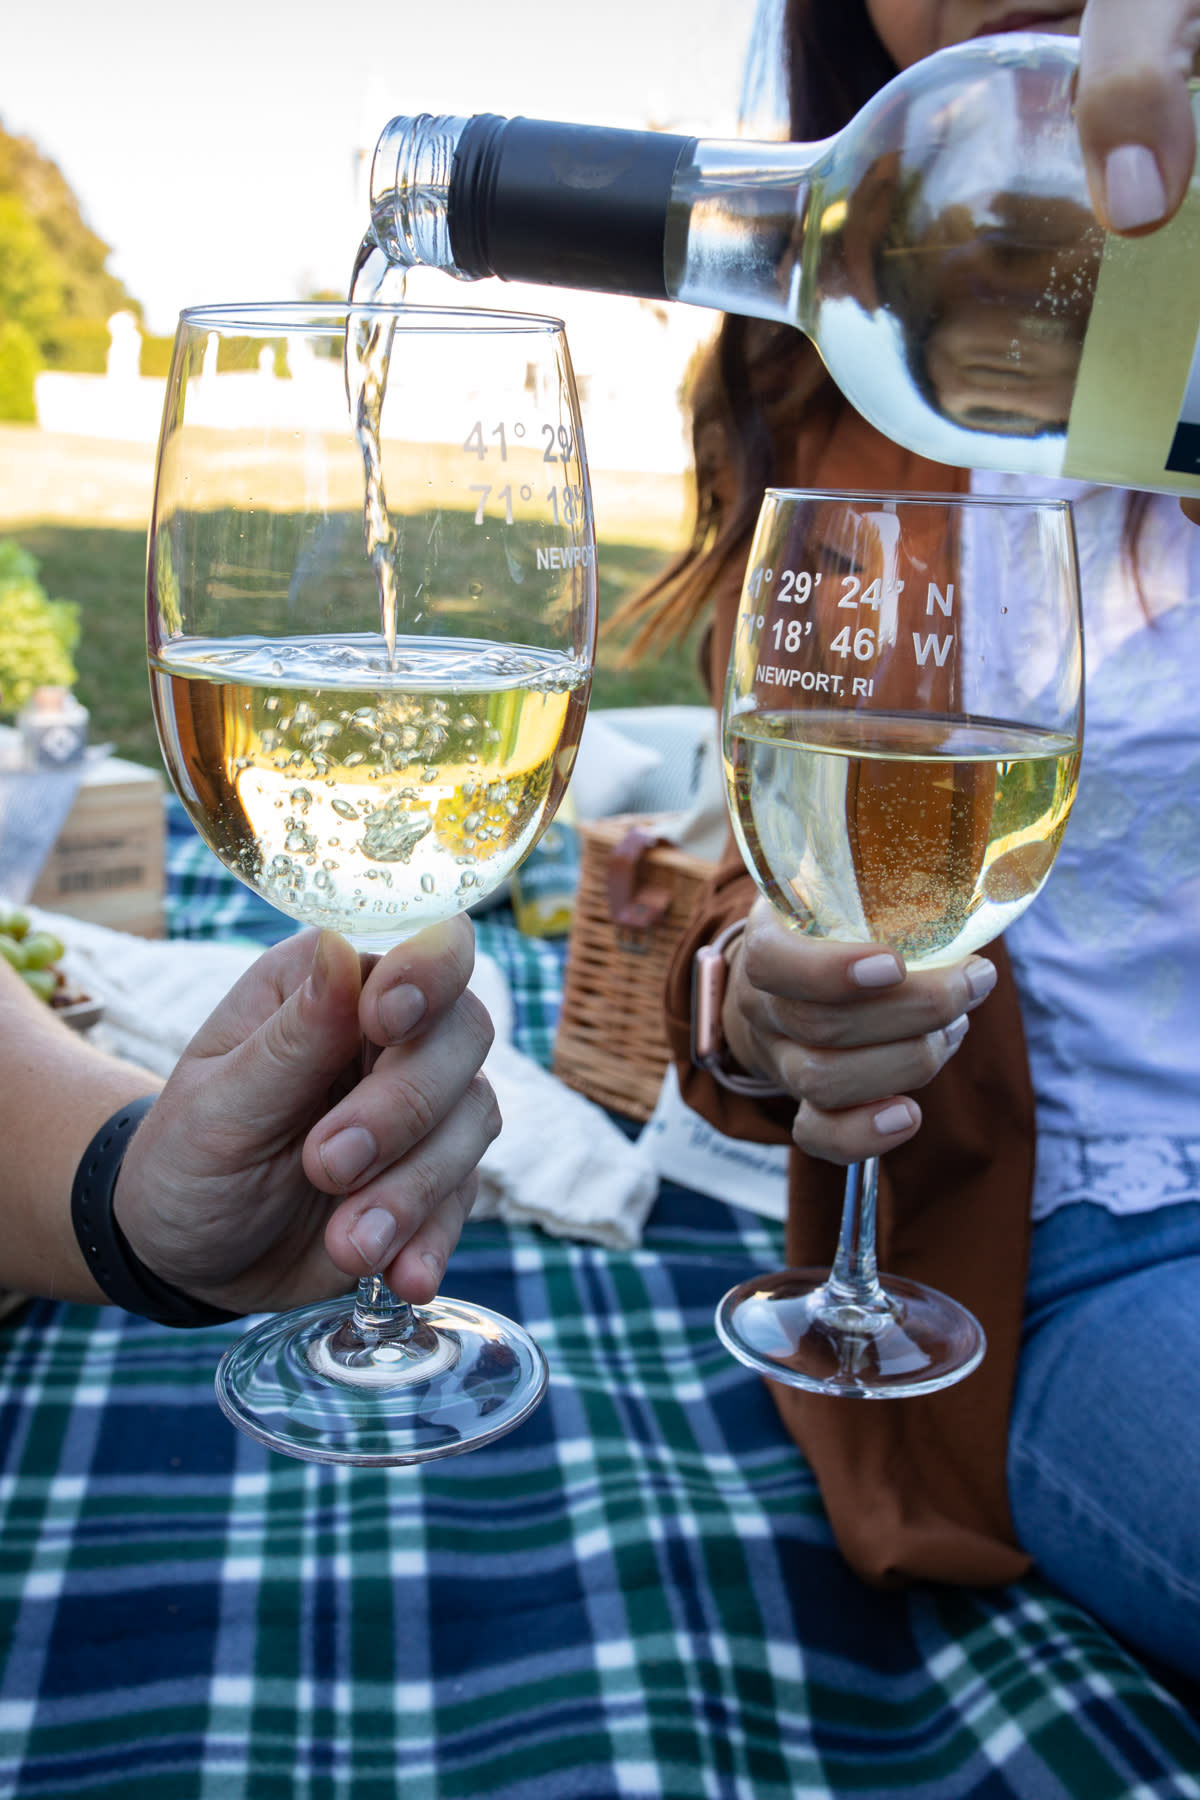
left=714, top=488, right=1082, bottom=1398
left=147, top=301, right=595, bottom=1461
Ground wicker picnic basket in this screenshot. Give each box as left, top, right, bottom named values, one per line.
left=553, top=814, right=717, bottom=1121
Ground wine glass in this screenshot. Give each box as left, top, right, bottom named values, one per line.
left=147, top=301, right=595, bottom=1461
left=714, top=488, right=1082, bottom=1398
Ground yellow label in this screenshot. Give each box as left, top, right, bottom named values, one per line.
left=510, top=789, right=580, bottom=937
left=1064, top=92, right=1200, bottom=493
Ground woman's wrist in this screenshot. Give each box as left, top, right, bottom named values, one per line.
left=71, top=1099, right=242, bottom=1328
left=691, top=919, right=788, bottom=1097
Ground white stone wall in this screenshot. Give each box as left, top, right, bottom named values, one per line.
left=33, top=301, right=709, bottom=474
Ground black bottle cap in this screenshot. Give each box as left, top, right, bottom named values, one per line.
left=448, top=115, right=694, bottom=300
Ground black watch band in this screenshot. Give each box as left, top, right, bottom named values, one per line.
left=70, top=1097, right=242, bottom=1329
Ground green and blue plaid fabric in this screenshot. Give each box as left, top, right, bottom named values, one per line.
left=3, top=1188, right=1199, bottom=1798
left=164, top=798, right=297, bottom=948
left=0, top=802, right=1197, bottom=1797
left=164, top=798, right=565, bottom=1069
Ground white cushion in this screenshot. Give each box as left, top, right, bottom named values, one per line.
left=569, top=711, right=664, bottom=820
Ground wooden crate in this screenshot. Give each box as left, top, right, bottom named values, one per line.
left=30, top=756, right=165, bottom=938
left=553, top=814, right=715, bottom=1122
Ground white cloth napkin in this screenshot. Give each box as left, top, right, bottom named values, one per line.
left=0, top=763, right=88, bottom=902
left=19, top=905, right=659, bottom=1250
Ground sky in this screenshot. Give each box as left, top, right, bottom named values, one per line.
left=3, top=0, right=763, bottom=336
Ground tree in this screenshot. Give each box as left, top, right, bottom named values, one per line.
left=0, top=195, right=62, bottom=344
left=0, top=119, right=139, bottom=370
left=0, top=321, right=40, bottom=421
left=0, top=541, right=79, bottom=715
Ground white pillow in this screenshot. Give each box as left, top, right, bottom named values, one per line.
left=569, top=712, right=664, bottom=820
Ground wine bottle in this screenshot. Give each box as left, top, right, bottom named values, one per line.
left=509, top=786, right=580, bottom=937
left=363, top=34, right=1200, bottom=498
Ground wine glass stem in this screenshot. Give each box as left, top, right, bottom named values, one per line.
left=343, top=1019, right=418, bottom=1349
left=351, top=1275, right=415, bottom=1344
left=827, top=1156, right=885, bottom=1309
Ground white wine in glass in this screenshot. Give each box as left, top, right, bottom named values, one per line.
left=715, top=488, right=1082, bottom=1398
left=147, top=302, right=596, bottom=1462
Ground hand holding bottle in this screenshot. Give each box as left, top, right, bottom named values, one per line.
left=1078, top=0, right=1200, bottom=233
left=1077, top=0, right=1200, bottom=524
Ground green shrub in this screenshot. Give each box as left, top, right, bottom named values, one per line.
left=41, top=315, right=110, bottom=374
left=0, top=539, right=79, bottom=716
left=136, top=333, right=288, bottom=379
left=140, top=333, right=175, bottom=378
left=216, top=335, right=289, bottom=376
left=0, top=319, right=40, bottom=421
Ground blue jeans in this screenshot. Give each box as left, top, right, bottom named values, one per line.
left=1008, top=1199, right=1200, bottom=1685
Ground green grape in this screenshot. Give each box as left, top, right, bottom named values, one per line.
left=0, top=935, right=26, bottom=971
left=22, top=930, right=65, bottom=971
left=0, top=906, right=30, bottom=941
left=20, top=968, right=56, bottom=1002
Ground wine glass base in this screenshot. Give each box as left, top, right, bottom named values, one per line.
left=715, top=1268, right=986, bottom=1399
left=214, top=1294, right=549, bottom=1464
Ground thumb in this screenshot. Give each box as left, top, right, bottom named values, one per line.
left=214, top=930, right=365, bottom=1141
left=1076, top=0, right=1200, bottom=232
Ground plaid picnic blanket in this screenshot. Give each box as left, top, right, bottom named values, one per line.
left=1, top=801, right=1198, bottom=1798
left=164, top=798, right=566, bottom=1069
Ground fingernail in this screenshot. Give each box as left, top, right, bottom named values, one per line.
left=1104, top=144, right=1167, bottom=230
left=319, top=1125, right=377, bottom=1189
left=378, top=982, right=427, bottom=1042
left=965, top=958, right=997, bottom=1005
left=851, top=952, right=903, bottom=988
left=348, top=1206, right=397, bottom=1268
left=421, top=1251, right=442, bottom=1286
left=309, top=931, right=334, bottom=1000
left=874, top=1101, right=915, bottom=1138
left=942, top=1013, right=969, bottom=1050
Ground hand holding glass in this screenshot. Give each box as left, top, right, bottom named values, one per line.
left=715, top=489, right=1082, bottom=1397
left=147, top=302, right=595, bottom=1460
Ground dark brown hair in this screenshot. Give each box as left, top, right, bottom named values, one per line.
left=615, top=0, right=1154, bottom=657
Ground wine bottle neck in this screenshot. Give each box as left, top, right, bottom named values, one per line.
left=370, top=113, right=472, bottom=274
left=369, top=112, right=822, bottom=325
left=666, top=136, right=822, bottom=329
left=447, top=115, right=695, bottom=299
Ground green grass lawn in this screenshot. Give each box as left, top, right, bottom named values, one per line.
left=6, top=521, right=709, bottom=771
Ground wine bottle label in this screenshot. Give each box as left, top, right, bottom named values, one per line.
left=510, top=800, right=580, bottom=937
left=1063, top=89, right=1200, bottom=494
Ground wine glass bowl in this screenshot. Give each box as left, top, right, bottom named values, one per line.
left=147, top=301, right=596, bottom=1461
left=148, top=303, right=592, bottom=946
left=715, top=488, right=1082, bottom=1398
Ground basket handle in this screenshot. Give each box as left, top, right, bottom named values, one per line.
left=606, top=826, right=673, bottom=942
